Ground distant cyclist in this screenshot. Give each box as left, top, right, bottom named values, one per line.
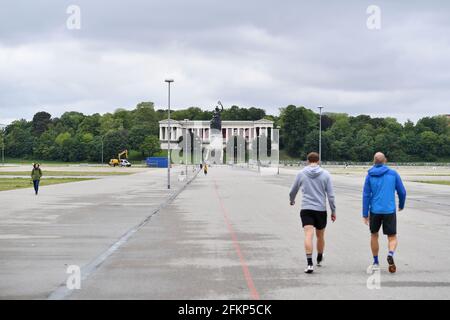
left=363, top=152, right=406, bottom=273
left=289, top=152, right=336, bottom=274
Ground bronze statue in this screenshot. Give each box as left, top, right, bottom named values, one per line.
left=210, top=101, right=224, bottom=131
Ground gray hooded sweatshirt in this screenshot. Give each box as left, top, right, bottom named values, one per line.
left=289, top=165, right=336, bottom=213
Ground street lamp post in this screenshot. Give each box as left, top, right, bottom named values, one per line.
left=1, top=137, right=4, bottom=166
left=318, top=106, right=324, bottom=164
left=0, top=125, right=5, bottom=166
left=277, top=125, right=281, bottom=175
left=184, top=119, right=188, bottom=179
left=101, top=136, right=104, bottom=165
left=165, top=79, right=174, bottom=189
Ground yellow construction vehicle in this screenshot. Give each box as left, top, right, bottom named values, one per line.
left=109, top=150, right=131, bottom=167
left=118, top=150, right=128, bottom=160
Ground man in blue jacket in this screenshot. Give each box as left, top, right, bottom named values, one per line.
left=363, top=152, right=406, bottom=273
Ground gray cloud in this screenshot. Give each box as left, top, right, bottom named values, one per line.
left=1, top=0, right=449, bottom=124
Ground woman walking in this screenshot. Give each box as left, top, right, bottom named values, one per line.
left=31, top=163, right=43, bottom=195
left=203, top=163, right=208, bottom=176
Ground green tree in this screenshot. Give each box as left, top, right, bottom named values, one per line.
left=129, top=126, right=154, bottom=150
left=416, top=116, right=449, bottom=135
left=132, top=102, right=158, bottom=135
left=60, top=112, right=85, bottom=133
left=114, top=108, right=133, bottom=130
left=401, top=132, right=420, bottom=160
left=373, top=129, right=402, bottom=161
left=104, top=130, right=129, bottom=159
left=279, top=105, right=316, bottom=157
left=2, top=102, right=449, bottom=163
left=99, top=113, right=123, bottom=134
left=55, top=132, right=73, bottom=161
left=33, top=131, right=57, bottom=160
left=351, top=129, right=375, bottom=162
left=78, top=114, right=101, bottom=136
left=32, top=111, right=52, bottom=136
left=139, top=136, right=161, bottom=157
left=419, top=131, right=440, bottom=161
left=5, top=120, right=35, bottom=158
left=247, top=107, right=266, bottom=121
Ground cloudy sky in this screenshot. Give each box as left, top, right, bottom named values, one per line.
left=0, top=0, right=449, bottom=124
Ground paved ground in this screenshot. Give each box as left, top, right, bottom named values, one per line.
left=0, top=167, right=190, bottom=299
left=1, top=165, right=450, bottom=299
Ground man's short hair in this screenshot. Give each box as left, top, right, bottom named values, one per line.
left=307, top=152, right=320, bottom=163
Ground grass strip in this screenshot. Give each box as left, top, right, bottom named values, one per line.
left=0, top=177, right=95, bottom=191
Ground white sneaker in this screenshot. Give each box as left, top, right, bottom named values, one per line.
left=304, top=265, right=314, bottom=274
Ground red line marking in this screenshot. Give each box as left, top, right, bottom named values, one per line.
left=213, top=180, right=260, bottom=300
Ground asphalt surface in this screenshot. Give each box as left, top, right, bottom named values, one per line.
left=1, top=166, right=450, bottom=299
left=0, top=167, right=189, bottom=299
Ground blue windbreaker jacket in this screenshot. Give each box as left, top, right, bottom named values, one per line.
left=362, top=165, right=406, bottom=218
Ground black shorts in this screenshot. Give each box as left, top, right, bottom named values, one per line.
left=370, top=213, right=397, bottom=235
left=300, top=210, right=327, bottom=230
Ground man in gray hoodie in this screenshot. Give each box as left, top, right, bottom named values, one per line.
left=289, top=152, right=336, bottom=274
